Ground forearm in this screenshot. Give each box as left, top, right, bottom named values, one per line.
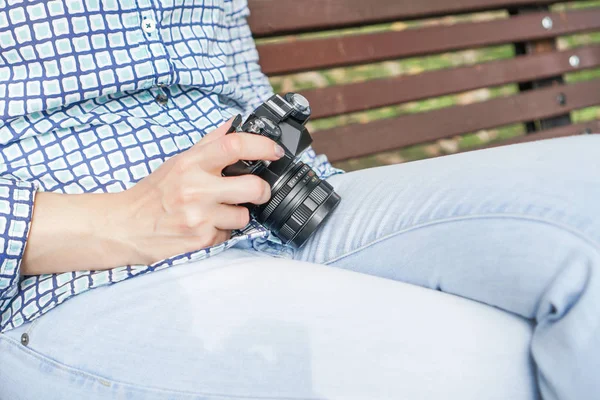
left=21, top=191, right=137, bottom=276
left=18, top=123, right=283, bottom=277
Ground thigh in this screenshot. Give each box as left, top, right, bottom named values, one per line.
left=0, top=249, right=536, bottom=400
left=293, top=135, right=600, bottom=318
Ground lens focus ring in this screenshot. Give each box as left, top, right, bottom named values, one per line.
left=309, top=185, right=328, bottom=204
left=252, top=161, right=341, bottom=248
left=277, top=183, right=332, bottom=243
left=259, top=164, right=306, bottom=222
left=260, top=183, right=292, bottom=221
left=291, top=204, right=312, bottom=226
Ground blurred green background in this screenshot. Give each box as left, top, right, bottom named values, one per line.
left=258, top=1, right=600, bottom=171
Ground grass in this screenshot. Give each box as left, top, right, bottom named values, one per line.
left=264, top=1, right=600, bottom=171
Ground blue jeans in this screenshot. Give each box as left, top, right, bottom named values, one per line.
left=1, top=135, right=599, bottom=399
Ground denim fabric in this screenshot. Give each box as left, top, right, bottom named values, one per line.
left=2, top=135, right=599, bottom=399
left=292, top=135, right=600, bottom=400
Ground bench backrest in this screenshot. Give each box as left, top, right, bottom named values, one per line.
left=248, top=0, right=600, bottom=164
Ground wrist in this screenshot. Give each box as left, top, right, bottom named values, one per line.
left=103, top=187, right=158, bottom=267
left=88, top=190, right=146, bottom=268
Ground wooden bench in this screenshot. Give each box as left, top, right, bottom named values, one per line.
left=247, top=0, right=600, bottom=166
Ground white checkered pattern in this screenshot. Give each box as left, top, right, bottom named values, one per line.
left=0, top=0, right=343, bottom=332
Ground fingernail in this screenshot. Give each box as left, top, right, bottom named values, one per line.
left=275, top=144, right=285, bottom=158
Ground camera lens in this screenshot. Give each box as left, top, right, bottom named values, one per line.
left=253, top=162, right=341, bottom=248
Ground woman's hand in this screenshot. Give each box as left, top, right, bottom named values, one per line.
left=21, top=120, right=285, bottom=275
left=115, top=119, right=285, bottom=265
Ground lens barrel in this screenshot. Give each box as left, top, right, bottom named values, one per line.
left=253, top=162, right=341, bottom=248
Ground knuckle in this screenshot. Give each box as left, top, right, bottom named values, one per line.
left=260, top=181, right=272, bottom=203
left=221, top=135, right=243, bottom=157
left=180, top=217, right=195, bottom=231
left=174, top=186, right=195, bottom=205
left=182, top=212, right=204, bottom=230
left=246, top=177, right=267, bottom=203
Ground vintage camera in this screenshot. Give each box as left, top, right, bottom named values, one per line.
left=222, top=93, right=341, bottom=248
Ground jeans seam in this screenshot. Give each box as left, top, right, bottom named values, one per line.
left=24, top=317, right=41, bottom=336
left=323, top=213, right=600, bottom=265
left=0, top=334, right=326, bottom=400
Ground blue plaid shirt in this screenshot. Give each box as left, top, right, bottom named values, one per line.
left=0, top=0, right=340, bottom=333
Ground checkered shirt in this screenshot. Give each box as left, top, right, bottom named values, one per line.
left=0, top=0, right=341, bottom=332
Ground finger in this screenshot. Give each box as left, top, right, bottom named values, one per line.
left=195, top=133, right=285, bottom=174
left=213, top=204, right=251, bottom=230
left=197, top=115, right=240, bottom=147
left=190, top=228, right=231, bottom=249
left=222, top=230, right=232, bottom=242
left=214, top=229, right=232, bottom=245
left=214, top=175, right=271, bottom=205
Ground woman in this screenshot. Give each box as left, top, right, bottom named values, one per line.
left=0, top=1, right=598, bottom=399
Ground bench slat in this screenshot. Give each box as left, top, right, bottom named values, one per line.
left=481, top=120, right=600, bottom=149
left=311, top=78, right=600, bottom=161
left=248, top=0, right=561, bottom=37
left=257, top=8, right=600, bottom=76
left=303, top=44, right=600, bottom=119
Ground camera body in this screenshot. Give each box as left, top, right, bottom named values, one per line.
left=222, top=93, right=341, bottom=248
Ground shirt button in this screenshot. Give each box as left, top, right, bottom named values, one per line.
left=155, top=94, right=168, bottom=106
left=143, top=18, right=156, bottom=34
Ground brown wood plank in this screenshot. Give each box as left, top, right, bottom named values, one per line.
left=258, top=8, right=600, bottom=75
left=481, top=120, right=600, bottom=149
left=311, top=78, right=600, bottom=162
left=248, top=0, right=562, bottom=37
left=302, top=44, right=600, bottom=119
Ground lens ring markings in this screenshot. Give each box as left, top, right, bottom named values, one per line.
left=258, top=163, right=306, bottom=222
left=266, top=169, right=321, bottom=234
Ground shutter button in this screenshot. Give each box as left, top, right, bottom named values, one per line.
left=143, top=18, right=156, bottom=34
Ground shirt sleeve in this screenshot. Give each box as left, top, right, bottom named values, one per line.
left=0, top=178, right=37, bottom=302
